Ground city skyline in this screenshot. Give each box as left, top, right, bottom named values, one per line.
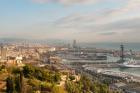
left=0, top=0, right=140, bottom=43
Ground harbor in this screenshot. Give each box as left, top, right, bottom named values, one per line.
left=57, top=44, right=140, bottom=93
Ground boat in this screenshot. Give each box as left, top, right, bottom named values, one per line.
left=119, top=59, right=140, bottom=68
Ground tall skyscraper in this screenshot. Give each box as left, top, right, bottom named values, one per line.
left=1, top=46, right=7, bottom=60
left=73, top=40, right=77, bottom=48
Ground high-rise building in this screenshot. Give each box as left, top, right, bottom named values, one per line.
left=73, top=40, right=77, bottom=48
left=1, top=46, right=7, bottom=60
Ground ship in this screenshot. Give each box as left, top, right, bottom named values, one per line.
left=119, top=59, right=140, bottom=68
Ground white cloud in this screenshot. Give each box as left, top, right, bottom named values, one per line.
left=58, top=0, right=99, bottom=5
left=110, top=0, right=140, bottom=20
left=32, top=0, right=103, bottom=5
left=48, top=0, right=140, bottom=42
left=19, top=0, right=140, bottom=42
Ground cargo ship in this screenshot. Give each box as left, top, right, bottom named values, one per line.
left=119, top=59, right=140, bottom=68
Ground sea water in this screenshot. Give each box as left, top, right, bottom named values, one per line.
left=80, top=42, right=140, bottom=51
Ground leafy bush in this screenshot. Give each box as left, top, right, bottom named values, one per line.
left=69, top=75, right=75, bottom=81
left=23, top=65, right=61, bottom=83
left=66, top=75, right=111, bottom=93
left=28, top=79, right=40, bottom=87
left=52, top=86, right=67, bottom=93
left=23, top=65, right=35, bottom=78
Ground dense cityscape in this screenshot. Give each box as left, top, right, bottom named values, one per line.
left=1, top=0, right=140, bottom=93
left=0, top=40, right=139, bottom=93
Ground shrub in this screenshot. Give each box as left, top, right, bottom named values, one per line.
left=69, top=75, right=75, bottom=81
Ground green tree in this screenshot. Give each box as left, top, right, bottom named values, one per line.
left=23, top=65, right=35, bottom=78
left=80, top=75, right=91, bottom=92
left=6, top=76, right=14, bottom=93
left=15, top=71, right=24, bottom=93
left=52, top=86, right=67, bottom=93
left=66, top=81, right=80, bottom=93
left=53, top=73, right=61, bottom=83
left=69, top=75, right=75, bottom=81
left=12, top=67, right=20, bottom=74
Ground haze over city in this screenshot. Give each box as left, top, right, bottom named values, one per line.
left=1, top=1, right=140, bottom=93
left=0, top=0, right=140, bottom=42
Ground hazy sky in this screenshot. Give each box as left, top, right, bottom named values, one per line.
left=0, top=0, right=140, bottom=43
